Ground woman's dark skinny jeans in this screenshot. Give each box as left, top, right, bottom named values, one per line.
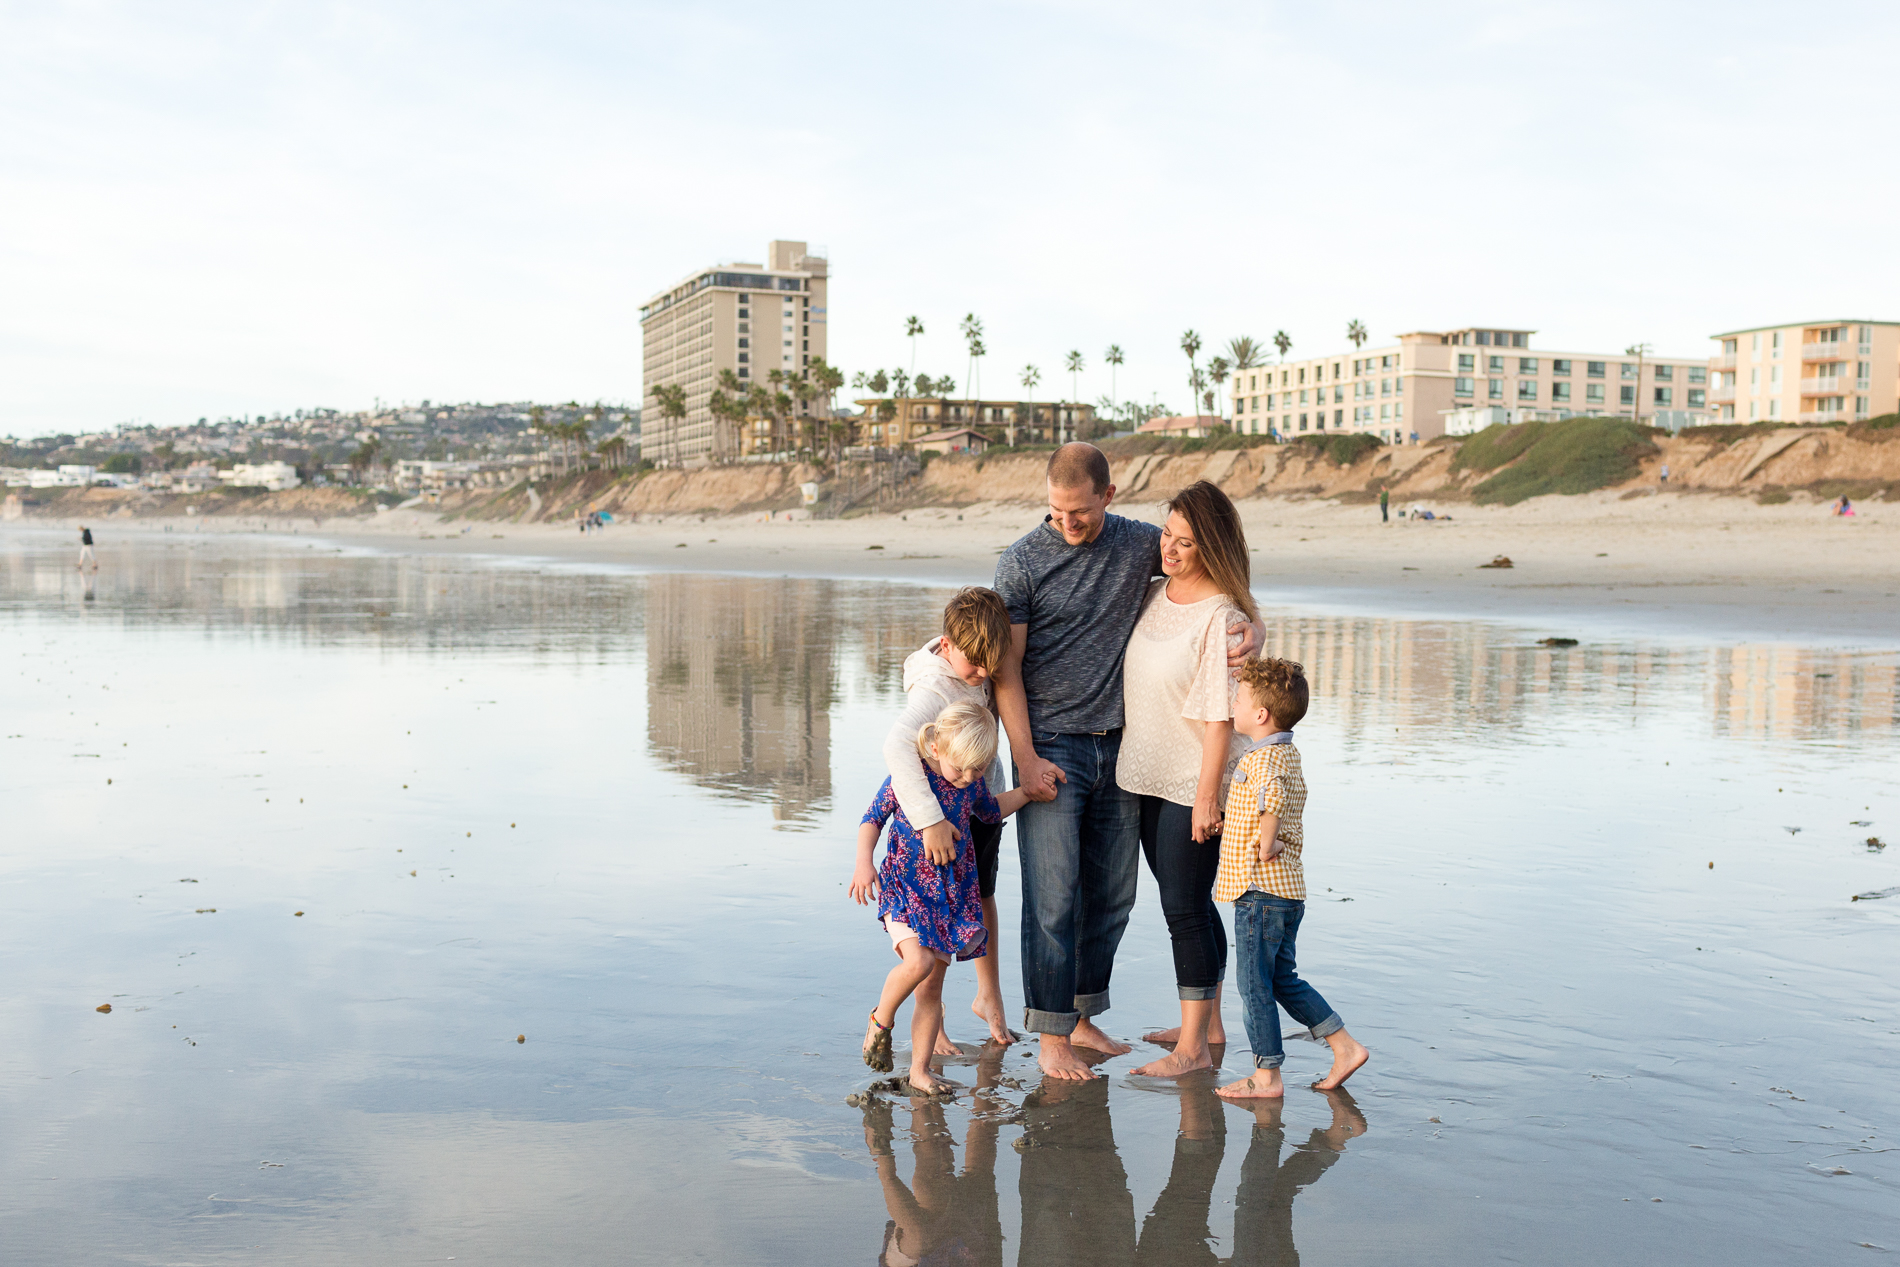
left=1138, top=795, right=1227, bottom=1000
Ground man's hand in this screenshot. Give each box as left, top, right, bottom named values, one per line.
left=1226, top=617, right=1266, bottom=666
left=920, top=819, right=961, bottom=867
left=849, top=860, right=879, bottom=905
left=1016, top=753, right=1067, bottom=802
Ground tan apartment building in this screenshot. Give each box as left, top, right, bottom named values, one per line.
left=639, top=240, right=829, bottom=466
left=1227, top=327, right=1710, bottom=443
left=848, top=397, right=1097, bottom=449
left=1707, top=320, right=1899, bottom=424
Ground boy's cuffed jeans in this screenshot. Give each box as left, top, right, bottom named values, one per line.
left=1233, top=890, right=1342, bottom=1069
left=1015, top=729, right=1140, bottom=1035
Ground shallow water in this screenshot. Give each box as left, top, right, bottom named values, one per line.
left=2, top=528, right=1896, bottom=1265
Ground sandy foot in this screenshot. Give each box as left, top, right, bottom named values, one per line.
left=1070, top=1018, right=1131, bottom=1055
left=1216, top=1069, right=1285, bottom=1100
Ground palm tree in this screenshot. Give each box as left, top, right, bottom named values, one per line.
left=809, top=358, right=845, bottom=461
left=969, top=336, right=987, bottom=402
left=960, top=314, right=984, bottom=398
left=651, top=384, right=688, bottom=467
left=1180, top=330, right=1202, bottom=408
left=1064, top=350, right=1084, bottom=406
left=1020, top=364, right=1041, bottom=443
left=891, top=368, right=911, bottom=403
left=1347, top=320, right=1368, bottom=350
left=1227, top=336, right=1264, bottom=370
left=905, top=316, right=924, bottom=374
left=1207, top=355, right=1232, bottom=421
left=1105, top=344, right=1125, bottom=412
left=1273, top=330, right=1292, bottom=361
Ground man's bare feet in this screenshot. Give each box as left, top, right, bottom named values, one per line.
left=1131, top=1046, right=1214, bottom=1077
left=971, top=994, right=1017, bottom=1045
left=1313, top=1032, right=1369, bottom=1090
left=1070, top=1018, right=1132, bottom=1056
left=1036, top=1034, right=1102, bottom=1081
left=1216, top=1068, right=1284, bottom=1099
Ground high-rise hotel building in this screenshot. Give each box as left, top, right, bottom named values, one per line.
left=1226, top=327, right=1709, bottom=443
left=1707, top=320, right=1898, bottom=424
left=639, top=240, right=829, bottom=465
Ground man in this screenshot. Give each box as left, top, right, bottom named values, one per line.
left=993, top=443, right=1260, bottom=1079
left=77, top=525, right=96, bottom=570
left=1378, top=488, right=1389, bottom=524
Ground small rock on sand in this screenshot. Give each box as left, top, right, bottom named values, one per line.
left=96, top=1003, right=111, bottom=1013
left=1479, top=555, right=1513, bottom=568
left=1538, top=637, right=1579, bottom=647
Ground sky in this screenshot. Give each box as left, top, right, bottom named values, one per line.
left=3, top=0, right=1898, bottom=438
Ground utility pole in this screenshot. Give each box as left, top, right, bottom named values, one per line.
left=1624, top=343, right=1651, bottom=424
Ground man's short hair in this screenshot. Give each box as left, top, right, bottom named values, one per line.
left=942, top=586, right=1010, bottom=674
left=1045, top=443, right=1111, bottom=495
left=1237, top=656, right=1309, bottom=729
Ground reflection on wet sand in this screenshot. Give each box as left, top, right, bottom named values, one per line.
left=864, top=1049, right=1366, bottom=1267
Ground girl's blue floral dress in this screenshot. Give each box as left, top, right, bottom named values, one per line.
left=863, top=763, right=999, bottom=961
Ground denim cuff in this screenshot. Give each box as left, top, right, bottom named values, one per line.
left=1177, top=984, right=1220, bottom=1001
left=1253, top=1053, right=1285, bottom=1069
left=1308, top=1012, right=1344, bottom=1040
left=1075, top=989, right=1110, bottom=1019
left=1023, top=1007, right=1079, bottom=1036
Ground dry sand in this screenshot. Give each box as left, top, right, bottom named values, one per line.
left=20, top=490, right=1898, bottom=644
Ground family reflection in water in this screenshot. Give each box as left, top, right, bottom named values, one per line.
left=865, top=1046, right=1367, bottom=1267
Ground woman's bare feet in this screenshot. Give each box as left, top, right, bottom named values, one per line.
left=864, top=1012, right=894, bottom=1073
left=1313, top=1031, right=1369, bottom=1090
left=1036, top=1033, right=1102, bottom=1081
left=1070, top=1018, right=1132, bottom=1056
left=1215, top=1068, right=1284, bottom=1100
left=1131, top=1046, right=1214, bottom=1077
left=970, top=994, right=1016, bottom=1045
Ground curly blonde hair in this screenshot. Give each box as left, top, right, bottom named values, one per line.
left=1236, top=656, right=1308, bottom=729
left=916, top=699, right=999, bottom=773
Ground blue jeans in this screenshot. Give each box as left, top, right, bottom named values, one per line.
left=1137, top=795, right=1226, bottom=999
left=1232, top=891, right=1342, bottom=1069
left=1014, top=729, right=1140, bottom=1035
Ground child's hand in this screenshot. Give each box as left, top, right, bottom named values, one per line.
left=922, top=832, right=957, bottom=867
left=1023, top=778, right=1059, bottom=803
left=1261, top=836, right=1285, bottom=863
left=849, top=861, right=879, bottom=905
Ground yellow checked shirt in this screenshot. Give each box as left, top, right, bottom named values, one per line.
left=1214, top=736, right=1307, bottom=902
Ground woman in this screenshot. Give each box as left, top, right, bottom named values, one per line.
left=1117, top=479, right=1257, bottom=1077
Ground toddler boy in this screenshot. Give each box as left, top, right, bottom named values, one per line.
left=1214, top=657, right=1369, bottom=1099
left=881, top=586, right=1023, bottom=1045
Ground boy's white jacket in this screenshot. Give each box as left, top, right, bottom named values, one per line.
left=882, top=636, right=1009, bottom=831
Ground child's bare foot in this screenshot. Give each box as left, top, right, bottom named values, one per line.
left=1216, top=1068, right=1284, bottom=1100
left=933, top=1030, right=962, bottom=1057
left=1070, top=1018, right=1131, bottom=1056
left=1036, top=1034, right=1102, bottom=1081
left=1131, top=1046, right=1214, bottom=1077
left=1313, top=1033, right=1369, bottom=1090
left=904, top=1066, right=960, bottom=1097
left=1142, top=1019, right=1226, bottom=1047
left=971, top=993, right=1016, bottom=1045
left=863, top=1012, right=894, bottom=1073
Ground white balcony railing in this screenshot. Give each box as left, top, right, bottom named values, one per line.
left=1796, top=410, right=1847, bottom=423
left=1802, top=342, right=1850, bottom=361
left=1711, top=354, right=1737, bottom=370
left=1799, top=378, right=1846, bottom=396
left=1709, top=387, right=1736, bottom=404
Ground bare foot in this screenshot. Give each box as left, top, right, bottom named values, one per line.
left=1131, top=1046, right=1214, bottom=1077
left=1070, top=1018, right=1132, bottom=1056
left=1216, top=1068, right=1284, bottom=1100
left=1036, top=1035, right=1101, bottom=1081
left=971, top=994, right=1017, bottom=1045
left=1313, top=1035, right=1369, bottom=1090
left=905, top=1067, right=960, bottom=1097
left=863, top=1012, right=894, bottom=1073
left=1142, top=1021, right=1226, bottom=1047
left=933, top=1030, right=963, bottom=1057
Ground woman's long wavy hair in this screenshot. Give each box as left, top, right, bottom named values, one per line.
left=1165, top=480, right=1257, bottom=623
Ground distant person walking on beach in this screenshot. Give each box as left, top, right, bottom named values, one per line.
left=993, top=443, right=1260, bottom=1080
left=1660, top=464, right=1670, bottom=486
left=1378, top=488, right=1389, bottom=523
left=1117, top=481, right=1256, bottom=1078
left=1213, top=658, right=1369, bottom=1099
left=77, top=525, right=95, bottom=569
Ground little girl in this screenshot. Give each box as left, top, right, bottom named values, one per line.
left=850, top=699, right=1032, bottom=1094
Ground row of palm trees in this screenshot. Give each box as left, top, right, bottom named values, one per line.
left=650, top=358, right=851, bottom=468
left=528, top=402, right=638, bottom=474
left=1179, top=321, right=1370, bottom=419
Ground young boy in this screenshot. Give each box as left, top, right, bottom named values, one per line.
left=881, top=586, right=1022, bottom=1046
left=1213, top=657, right=1369, bottom=1099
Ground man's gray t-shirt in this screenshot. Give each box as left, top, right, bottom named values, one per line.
left=994, top=513, right=1163, bottom=735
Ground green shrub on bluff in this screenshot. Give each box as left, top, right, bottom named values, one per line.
left=1465, top=416, right=1659, bottom=505
left=1450, top=421, right=1544, bottom=474
left=1295, top=432, right=1381, bottom=467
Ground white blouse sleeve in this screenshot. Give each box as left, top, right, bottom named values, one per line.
left=1181, top=603, right=1240, bottom=723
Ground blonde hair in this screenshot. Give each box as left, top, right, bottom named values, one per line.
left=942, top=586, right=1010, bottom=674
left=916, top=699, right=999, bottom=773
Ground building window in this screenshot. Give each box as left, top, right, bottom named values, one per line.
left=1771, top=331, right=1782, bottom=352
left=802, top=340, right=809, bottom=351
left=1551, top=359, right=1570, bottom=376
left=1519, top=357, right=1538, bottom=374
left=1454, top=377, right=1474, bottom=397
left=1620, top=363, right=1638, bottom=380
left=1770, top=366, right=1781, bottom=384
left=1297, top=368, right=1306, bottom=384
left=1488, top=379, right=1504, bottom=400
left=738, top=352, right=749, bottom=363
left=738, top=307, right=749, bottom=319
left=1688, top=366, right=1706, bottom=384
left=1587, top=361, right=1605, bottom=378
left=1654, top=387, right=1672, bottom=406
left=1552, top=382, right=1571, bottom=402
left=1380, top=378, right=1391, bottom=397
left=737, top=338, right=749, bottom=348
left=1519, top=381, right=1538, bottom=401
left=1586, top=383, right=1603, bottom=403
left=1298, top=414, right=1308, bottom=431
left=1477, top=331, right=1492, bottom=345
left=1857, top=396, right=1870, bottom=415
left=1458, top=353, right=1475, bottom=371
left=1334, top=409, right=1343, bottom=425
left=1512, top=333, right=1527, bottom=348
left=1687, top=389, right=1705, bottom=407
left=1334, top=385, right=1344, bottom=402
left=1654, top=365, right=1673, bottom=381
left=1620, top=385, right=1636, bottom=405
left=1768, top=399, right=1780, bottom=418
left=1487, top=355, right=1504, bottom=373
left=738, top=367, right=749, bottom=378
